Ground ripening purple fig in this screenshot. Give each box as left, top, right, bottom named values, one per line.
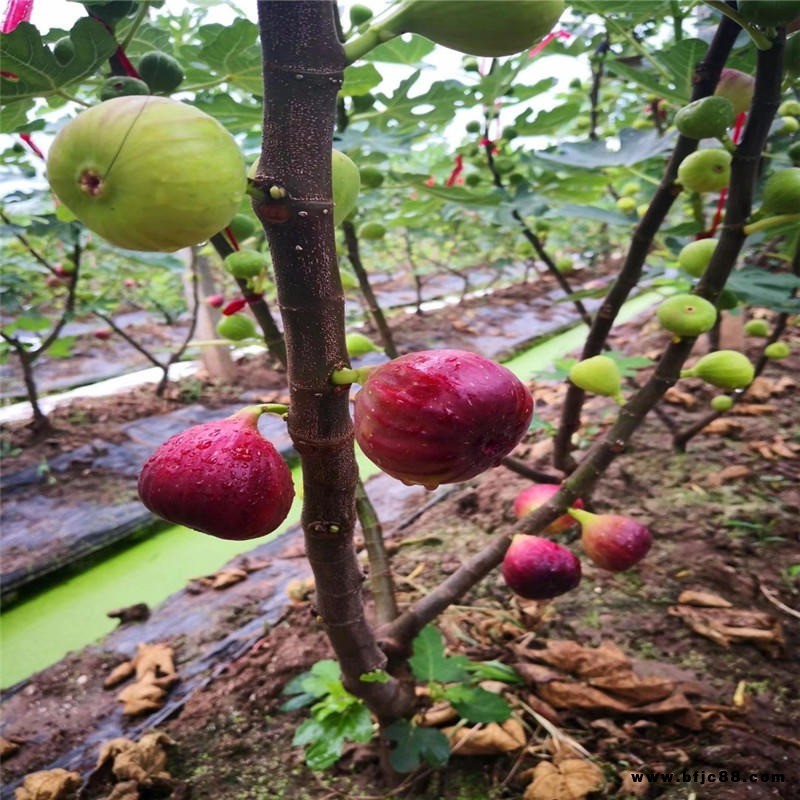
left=502, top=535, right=582, bottom=599
left=513, top=483, right=583, bottom=535
left=569, top=508, right=652, bottom=572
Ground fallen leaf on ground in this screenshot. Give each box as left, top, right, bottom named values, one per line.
left=14, top=768, right=81, bottom=800
left=101, top=781, right=139, bottom=800
left=703, top=418, right=744, bottom=436
left=663, top=387, right=697, bottom=408
left=733, top=403, right=774, bottom=416
left=748, top=437, right=797, bottom=460
left=187, top=567, right=248, bottom=591
left=706, top=465, right=751, bottom=486
left=524, top=758, right=605, bottom=800
left=668, top=603, right=784, bottom=656
left=96, top=731, right=176, bottom=786
left=106, top=603, right=150, bottom=625
left=444, top=717, right=526, bottom=756
left=676, top=590, right=733, bottom=608
left=1, top=736, right=21, bottom=757
left=116, top=677, right=169, bottom=716
left=104, top=643, right=178, bottom=716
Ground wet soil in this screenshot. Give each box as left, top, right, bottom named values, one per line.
left=1, top=267, right=798, bottom=799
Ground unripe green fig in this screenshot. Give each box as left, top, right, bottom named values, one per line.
left=656, top=293, right=718, bottom=339
left=217, top=313, right=257, bottom=341
left=787, top=33, right=800, bottom=77
left=744, top=318, right=770, bottom=337
left=778, top=99, right=800, bottom=117
left=717, top=288, right=739, bottom=311
left=759, top=168, right=800, bottom=215
left=346, top=332, right=380, bottom=357
left=360, top=165, right=385, bottom=189
left=46, top=96, right=246, bottom=252
left=674, top=96, right=736, bottom=140
left=465, top=172, right=481, bottom=187
left=99, top=76, right=150, bottom=101
left=85, top=1, right=136, bottom=24
left=764, top=341, right=790, bottom=359
left=678, top=238, right=718, bottom=278
left=776, top=116, right=800, bottom=134
left=392, top=0, right=565, bottom=57
left=494, top=156, right=515, bottom=174
left=227, top=213, right=257, bottom=243
left=737, top=0, right=800, bottom=26
left=332, top=150, right=360, bottom=226
left=616, top=196, right=637, bottom=214
left=466, top=120, right=482, bottom=135
left=349, top=3, right=373, bottom=26
left=789, top=141, right=800, bottom=165
left=680, top=350, right=755, bottom=390
left=53, top=37, right=75, bottom=65
left=223, top=249, right=268, bottom=279
left=714, top=69, right=754, bottom=115
left=358, top=222, right=387, bottom=240
left=568, top=355, right=624, bottom=404
left=137, top=50, right=185, bottom=94
left=710, top=395, right=734, bottom=412
left=502, top=126, right=518, bottom=140
left=351, top=93, right=376, bottom=113
left=555, top=256, right=573, bottom=273
left=620, top=181, right=640, bottom=197
left=677, top=149, right=732, bottom=193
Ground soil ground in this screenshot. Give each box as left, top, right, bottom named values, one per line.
left=1, top=266, right=798, bottom=800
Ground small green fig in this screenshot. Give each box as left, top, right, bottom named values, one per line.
left=568, top=355, right=624, bottom=404
left=656, top=294, right=718, bottom=339
left=680, top=350, right=755, bottom=390
left=764, top=341, right=790, bottom=359
left=677, top=149, right=732, bottom=193
left=53, top=37, right=75, bottom=64
left=678, top=238, right=718, bottom=278
left=332, top=150, right=360, bottom=225
left=346, top=332, right=381, bottom=357
left=778, top=99, right=800, bottom=118
left=137, top=51, right=185, bottom=94
left=759, top=168, right=800, bottom=216
left=360, top=166, right=385, bottom=189
left=359, top=222, right=387, bottom=240
left=710, top=395, right=734, bottom=412
left=744, top=319, right=770, bottom=337
left=217, top=313, right=257, bottom=341
left=227, top=213, right=257, bottom=243
left=616, top=196, right=637, bottom=214
left=466, top=120, right=482, bottom=135
left=776, top=116, right=800, bottom=135
left=674, top=96, right=736, bottom=140
left=717, top=288, right=740, bottom=311
left=99, top=76, right=150, bottom=101
left=223, top=249, right=268, bottom=279
left=620, top=181, right=640, bottom=197
left=349, top=3, right=373, bottom=26
left=555, top=257, right=573, bottom=273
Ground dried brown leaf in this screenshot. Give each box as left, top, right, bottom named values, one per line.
left=706, top=465, right=752, bottom=486
left=14, top=768, right=81, bottom=800
left=103, top=662, right=136, bottom=690
left=107, top=732, right=175, bottom=784
left=588, top=674, right=675, bottom=705
left=445, top=718, right=526, bottom=756
left=663, top=387, right=697, bottom=408
left=668, top=605, right=784, bottom=655
left=524, top=758, right=605, bottom=800
left=1, top=736, right=21, bottom=758
left=703, top=418, right=744, bottom=436
left=677, top=590, right=733, bottom=608
left=116, top=677, right=167, bottom=716
left=733, top=403, right=774, bottom=416
left=210, top=568, right=248, bottom=590
left=101, top=781, right=139, bottom=800
left=534, top=640, right=631, bottom=679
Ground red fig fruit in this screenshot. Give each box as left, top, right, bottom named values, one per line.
left=502, top=535, right=582, bottom=600
left=569, top=508, right=652, bottom=572
left=513, top=483, right=583, bottom=535
left=206, top=294, right=224, bottom=308
left=353, top=349, right=534, bottom=490
left=93, top=328, right=112, bottom=341
left=138, top=406, right=295, bottom=540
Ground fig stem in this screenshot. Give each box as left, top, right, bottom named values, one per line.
left=743, top=213, right=800, bottom=236
left=330, top=366, right=374, bottom=385
left=342, top=2, right=409, bottom=64
left=566, top=507, right=595, bottom=525
left=233, top=403, right=289, bottom=423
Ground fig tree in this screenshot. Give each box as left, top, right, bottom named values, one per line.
left=569, top=509, right=652, bottom=572
left=502, top=536, right=581, bottom=600
left=353, top=349, right=534, bottom=489
left=568, top=355, right=624, bottom=404
left=680, top=350, right=755, bottom=390
left=656, top=294, right=718, bottom=339
left=678, top=238, right=718, bottom=278
left=137, top=50, right=185, bottom=94
left=513, top=483, right=583, bottom=535
left=391, top=0, right=565, bottom=57
left=677, top=149, right=732, bottom=193
left=46, top=96, right=246, bottom=252
left=674, top=96, right=735, bottom=140
left=138, top=407, right=295, bottom=540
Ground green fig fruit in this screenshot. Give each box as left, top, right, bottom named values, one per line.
left=568, top=355, right=624, bottom=404
left=358, top=222, right=387, bottom=240
left=778, top=99, right=800, bottom=117
left=717, top=288, right=740, bottom=311
left=656, top=294, right=718, bottom=339
left=555, top=256, right=573, bottom=273
left=677, top=149, right=732, bottom=193
left=616, top=196, right=637, bottom=214
left=332, top=150, right=360, bottom=226
left=217, top=313, right=257, bottom=341
left=744, top=319, right=770, bottom=337
left=53, top=37, right=75, bottom=65
left=680, top=350, right=755, bottom=390
left=346, top=332, right=381, bottom=357
left=710, top=395, right=734, bottom=412
left=223, top=249, right=268, bottom=279
left=138, top=51, right=185, bottom=94
left=360, top=166, right=385, bottom=189
left=392, top=0, right=565, bottom=57
left=776, top=116, right=800, bottom=134
left=678, top=238, right=718, bottom=278
left=789, top=141, right=800, bottom=166
left=227, top=213, right=257, bottom=243
left=764, top=341, right=790, bottom=359
left=99, top=76, right=150, bottom=101
left=759, top=168, right=800, bottom=215
left=349, top=3, right=373, bottom=26
left=620, top=181, right=640, bottom=197
left=674, top=96, right=736, bottom=140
